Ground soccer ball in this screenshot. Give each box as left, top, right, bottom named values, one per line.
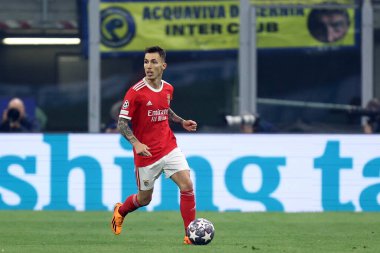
left=186, top=218, right=215, bottom=245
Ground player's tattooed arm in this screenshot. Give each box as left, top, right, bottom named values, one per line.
left=118, top=117, right=138, bottom=145
left=118, top=117, right=152, bottom=156
left=168, top=108, right=184, bottom=124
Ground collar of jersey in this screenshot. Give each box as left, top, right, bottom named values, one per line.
left=143, top=78, right=163, bottom=92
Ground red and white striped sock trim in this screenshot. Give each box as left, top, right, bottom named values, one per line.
left=180, top=190, right=194, bottom=196
left=132, top=194, right=141, bottom=208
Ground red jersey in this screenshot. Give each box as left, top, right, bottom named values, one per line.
left=119, top=78, right=178, bottom=167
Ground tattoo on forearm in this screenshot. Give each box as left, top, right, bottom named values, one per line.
left=168, top=108, right=184, bottom=124
left=118, top=118, right=138, bottom=144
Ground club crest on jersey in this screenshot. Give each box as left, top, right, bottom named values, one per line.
left=143, top=180, right=149, bottom=187
left=167, top=94, right=171, bottom=105
left=122, top=100, right=129, bottom=109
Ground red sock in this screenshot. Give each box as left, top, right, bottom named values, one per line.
left=118, top=194, right=141, bottom=217
left=180, top=190, right=196, bottom=232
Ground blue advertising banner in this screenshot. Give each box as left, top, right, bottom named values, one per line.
left=1, top=134, right=379, bottom=212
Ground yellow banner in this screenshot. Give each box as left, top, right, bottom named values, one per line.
left=256, top=7, right=355, bottom=48
left=99, top=1, right=355, bottom=52
left=250, top=0, right=356, bottom=5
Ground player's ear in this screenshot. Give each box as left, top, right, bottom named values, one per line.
left=162, top=62, right=167, bottom=70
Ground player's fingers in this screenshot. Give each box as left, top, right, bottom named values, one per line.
left=144, top=146, right=151, bottom=156
left=138, top=150, right=151, bottom=156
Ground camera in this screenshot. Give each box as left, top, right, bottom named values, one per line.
left=7, top=108, right=21, bottom=123
left=225, top=114, right=259, bottom=127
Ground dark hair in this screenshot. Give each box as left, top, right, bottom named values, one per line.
left=145, top=46, right=166, bottom=62
left=310, top=9, right=349, bottom=24
left=307, top=8, right=350, bottom=43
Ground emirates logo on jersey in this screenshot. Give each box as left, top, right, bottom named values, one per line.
left=167, top=94, right=171, bottom=105
left=148, top=109, right=168, bottom=122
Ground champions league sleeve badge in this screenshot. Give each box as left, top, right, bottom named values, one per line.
left=122, top=100, right=129, bottom=109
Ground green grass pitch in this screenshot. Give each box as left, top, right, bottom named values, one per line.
left=0, top=211, right=379, bottom=253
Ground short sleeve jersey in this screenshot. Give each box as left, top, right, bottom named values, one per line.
left=119, top=78, right=178, bottom=167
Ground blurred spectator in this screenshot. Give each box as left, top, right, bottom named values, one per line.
left=363, top=98, right=380, bottom=134
left=103, top=100, right=123, bottom=133
left=35, top=106, right=48, bottom=131
left=0, top=97, right=39, bottom=132
left=308, top=8, right=350, bottom=43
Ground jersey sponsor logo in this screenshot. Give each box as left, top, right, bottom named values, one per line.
left=148, top=109, right=168, bottom=116
left=146, top=101, right=153, bottom=106
left=148, top=109, right=168, bottom=122
left=100, top=7, right=136, bottom=48
left=122, top=100, right=129, bottom=109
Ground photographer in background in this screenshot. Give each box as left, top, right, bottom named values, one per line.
left=0, top=97, right=37, bottom=132
left=103, top=100, right=123, bottom=133
left=363, top=98, right=380, bottom=134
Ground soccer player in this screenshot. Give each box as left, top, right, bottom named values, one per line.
left=110, top=46, right=197, bottom=245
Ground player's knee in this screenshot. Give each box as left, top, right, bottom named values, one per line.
left=179, top=181, right=193, bottom=192
left=139, top=195, right=152, bottom=206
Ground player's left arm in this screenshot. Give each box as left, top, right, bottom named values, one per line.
left=168, top=108, right=197, bottom=132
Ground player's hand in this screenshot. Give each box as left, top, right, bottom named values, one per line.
left=182, top=120, right=197, bottom=132
left=134, top=142, right=152, bottom=157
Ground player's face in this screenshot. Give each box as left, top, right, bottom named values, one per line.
left=144, top=52, right=167, bottom=81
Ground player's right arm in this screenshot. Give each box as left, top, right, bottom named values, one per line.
left=118, top=117, right=152, bottom=157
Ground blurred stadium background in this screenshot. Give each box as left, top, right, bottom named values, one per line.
left=0, top=0, right=379, bottom=133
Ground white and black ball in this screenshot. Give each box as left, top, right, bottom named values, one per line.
left=186, top=218, right=215, bottom=245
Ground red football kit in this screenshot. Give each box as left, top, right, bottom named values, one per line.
left=119, top=78, right=178, bottom=167
left=115, top=77, right=196, bottom=237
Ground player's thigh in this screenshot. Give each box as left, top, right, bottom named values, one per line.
left=164, top=148, right=192, bottom=190
left=163, top=148, right=190, bottom=179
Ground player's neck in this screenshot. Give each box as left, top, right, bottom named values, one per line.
left=145, top=78, right=162, bottom=89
